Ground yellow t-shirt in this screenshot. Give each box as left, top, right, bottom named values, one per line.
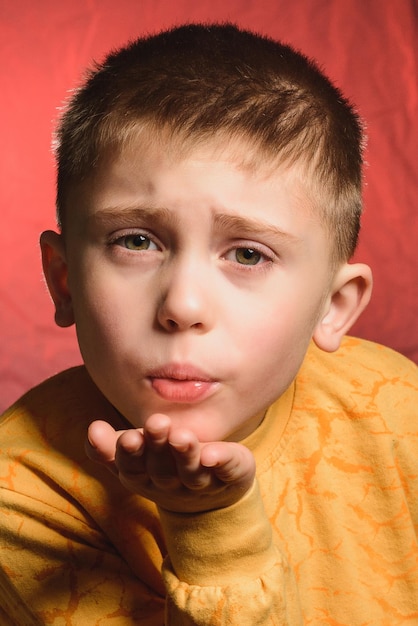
left=0, top=337, right=417, bottom=625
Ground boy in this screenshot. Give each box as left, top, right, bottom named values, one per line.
left=0, top=22, right=417, bottom=625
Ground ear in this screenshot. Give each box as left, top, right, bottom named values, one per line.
left=40, top=230, right=75, bottom=328
left=313, top=263, right=373, bottom=353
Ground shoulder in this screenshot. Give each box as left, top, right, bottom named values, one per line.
left=2, top=366, right=109, bottom=423
left=297, top=336, right=418, bottom=429
left=0, top=367, right=122, bottom=462
left=301, top=337, right=418, bottom=386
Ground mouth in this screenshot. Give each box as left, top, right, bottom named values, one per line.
left=147, top=365, right=219, bottom=403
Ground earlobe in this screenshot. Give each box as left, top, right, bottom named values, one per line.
left=40, top=230, right=75, bottom=328
left=313, top=263, right=373, bottom=353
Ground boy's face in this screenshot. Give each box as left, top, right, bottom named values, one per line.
left=60, top=137, right=335, bottom=442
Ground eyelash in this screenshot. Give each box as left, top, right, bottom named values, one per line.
left=108, top=230, right=160, bottom=252
left=223, top=244, right=273, bottom=268
left=107, top=230, right=275, bottom=269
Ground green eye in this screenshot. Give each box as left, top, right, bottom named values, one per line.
left=123, top=234, right=154, bottom=251
left=235, top=248, right=262, bottom=265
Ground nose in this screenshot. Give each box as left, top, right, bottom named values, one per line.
left=156, top=258, right=214, bottom=332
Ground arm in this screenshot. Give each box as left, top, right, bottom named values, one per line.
left=161, top=483, right=300, bottom=626
left=87, top=416, right=303, bottom=625
left=0, top=401, right=166, bottom=626
left=0, top=475, right=165, bottom=625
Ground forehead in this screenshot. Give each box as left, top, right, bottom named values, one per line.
left=120, top=124, right=309, bottom=178
left=62, top=118, right=322, bottom=208
left=69, top=132, right=316, bottom=220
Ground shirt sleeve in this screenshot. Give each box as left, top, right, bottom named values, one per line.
left=0, top=484, right=165, bottom=625
left=159, top=481, right=303, bottom=625
left=0, top=474, right=302, bottom=625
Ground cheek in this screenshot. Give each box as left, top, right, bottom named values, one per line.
left=68, top=271, right=125, bottom=357
left=246, top=298, right=317, bottom=346
left=71, top=260, right=126, bottom=322
left=240, top=297, right=321, bottom=376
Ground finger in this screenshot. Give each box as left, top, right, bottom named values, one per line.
left=129, top=414, right=179, bottom=489
left=115, top=429, right=146, bottom=474
left=85, top=420, right=123, bottom=475
left=200, top=442, right=256, bottom=486
left=86, top=420, right=119, bottom=461
left=143, top=413, right=172, bottom=451
left=169, top=429, right=212, bottom=489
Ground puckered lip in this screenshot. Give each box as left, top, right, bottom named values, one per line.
left=146, top=363, right=219, bottom=403
left=146, top=363, right=216, bottom=382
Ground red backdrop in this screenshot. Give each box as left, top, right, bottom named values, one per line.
left=1, top=0, right=417, bottom=412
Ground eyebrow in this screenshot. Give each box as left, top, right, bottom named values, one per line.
left=87, top=205, right=177, bottom=229
left=213, top=213, right=301, bottom=244
left=88, top=205, right=301, bottom=244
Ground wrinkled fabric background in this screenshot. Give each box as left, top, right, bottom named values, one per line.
left=1, top=0, right=417, bottom=411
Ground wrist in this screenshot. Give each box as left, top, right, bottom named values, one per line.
left=158, top=480, right=276, bottom=586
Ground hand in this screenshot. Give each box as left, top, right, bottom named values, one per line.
left=86, top=414, right=256, bottom=513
